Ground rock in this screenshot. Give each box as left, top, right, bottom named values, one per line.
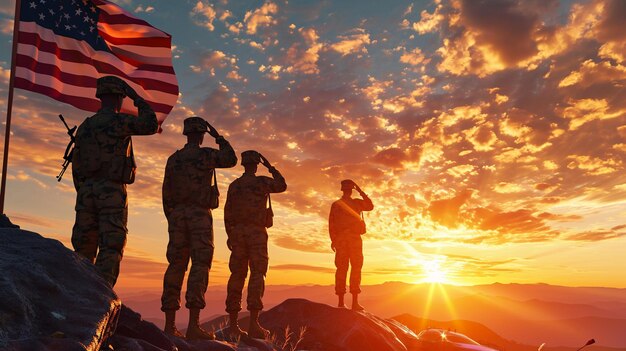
left=258, top=298, right=416, bottom=351
left=381, top=318, right=420, bottom=350
left=110, top=305, right=177, bottom=351
left=0, top=228, right=121, bottom=351
left=114, top=305, right=266, bottom=351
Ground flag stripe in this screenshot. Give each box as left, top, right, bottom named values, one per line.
left=17, top=36, right=176, bottom=85
left=15, top=76, right=170, bottom=122
left=14, top=71, right=174, bottom=115
left=106, top=45, right=174, bottom=68
left=16, top=44, right=177, bottom=88
left=92, top=1, right=132, bottom=16
left=17, top=34, right=177, bottom=94
left=97, top=25, right=171, bottom=47
left=98, top=11, right=152, bottom=27
left=98, top=22, right=169, bottom=39
left=14, top=76, right=100, bottom=111
left=19, top=22, right=174, bottom=70
left=15, top=54, right=179, bottom=96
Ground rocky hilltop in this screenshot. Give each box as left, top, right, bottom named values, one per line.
left=0, top=228, right=420, bottom=351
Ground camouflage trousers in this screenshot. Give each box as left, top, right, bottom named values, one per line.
left=334, top=235, right=363, bottom=295
left=225, top=225, right=269, bottom=313
left=161, top=206, right=214, bottom=311
left=72, top=178, right=128, bottom=287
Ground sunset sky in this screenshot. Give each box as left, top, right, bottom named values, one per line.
left=0, top=0, right=625, bottom=292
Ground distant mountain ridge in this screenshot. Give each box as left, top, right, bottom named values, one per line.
left=121, top=282, right=626, bottom=348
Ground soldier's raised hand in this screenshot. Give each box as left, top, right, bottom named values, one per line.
left=354, top=183, right=362, bottom=193
left=121, top=80, right=139, bottom=101
left=354, top=183, right=367, bottom=197
left=259, top=154, right=272, bottom=169
left=205, top=121, right=220, bottom=138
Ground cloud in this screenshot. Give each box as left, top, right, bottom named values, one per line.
left=284, top=28, right=324, bottom=75
left=559, top=60, right=626, bottom=88
left=118, top=256, right=169, bottom=281
left=244, top=2, right=278, bottom=35
left=566, top=155, right=621, bottom=176
left=567, top=228, right=626, bottom=242
left=400, top=48, right=426, bottom=66
left=226, top=70, right=244, bottom=81
left=200, top=50, right=228, bottom=71
left=428, top=190, right=473, bottom=228
left=134, top=5, right=155, bottom=13
left=191, top=1, right=217, bottom=31
left=199, top=83, right=240, bottom=122
left=412, top=4, right=445, bottom=34
left=270, top=264, right=334, bottom=274
left=372, top=148, right=410, bottom=169
left=272, top=233, right=329, bottom=253
left=1, top=18, right=13, bottom=35
left=594, top=0, right=626, bottom=43
left=427, top=0, right=613, bottom=76
left=459, top=0, right=545, bottom=65
left=330, top=29, right=371, bottom=56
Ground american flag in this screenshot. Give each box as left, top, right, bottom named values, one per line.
left=14, top=0, right=178, bottom=124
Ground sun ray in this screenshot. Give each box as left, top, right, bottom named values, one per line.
left=437, top=283, right=461, bottom=330
left=419, top=282, right=438, bottom=331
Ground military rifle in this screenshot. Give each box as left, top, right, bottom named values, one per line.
left=57, top=114, right=76, bottom=182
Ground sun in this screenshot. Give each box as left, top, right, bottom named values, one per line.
left=421, top=260, right=449, bottom=284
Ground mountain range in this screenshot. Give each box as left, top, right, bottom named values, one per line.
left=119, top=282, right=626, bottom=349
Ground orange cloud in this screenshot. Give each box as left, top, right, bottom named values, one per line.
left=190, top=1, right=217, bottom=31
left=244, top=2, right=278, bottom=35
left=330, top=29, right=371, bottom=56
left=400, top=48, right=426, bottom=66
left=285, top=28, right=323, bottom=75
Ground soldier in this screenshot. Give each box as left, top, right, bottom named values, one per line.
left=161, top=117, right=237, bottom=339
left=71, top=76, right=158, bottom=287
left=224, top=151, right=287, bottom=339
left=329, top=179, right=374, bottom=311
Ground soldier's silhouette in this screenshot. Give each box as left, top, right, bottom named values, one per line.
left=329, top=179, right=373, bottom=311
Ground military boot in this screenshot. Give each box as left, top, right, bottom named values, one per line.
left=225, top=312, right=248, bottom=341
left=338, top=294, right=347, bottom=308
left=185, top=308, right=215, bottom=340
left=351, top=293, right=365, bottom=311
left=248, top=310, right=270, bottom=339
left=163, top=310, right=185, bottom=338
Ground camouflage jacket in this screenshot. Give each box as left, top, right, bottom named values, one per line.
left=71, top=98, right=158, bottom=190
left=329, top=195, right=374, bottom=242
left=162, top=136, right=237, bottom=216
left=224, top=168, right=287, bottom=232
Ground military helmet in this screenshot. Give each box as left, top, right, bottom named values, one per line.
left=341, top=179, right=355, bottom=190
left=241, top=150, right=261, bottom=165
left=183, top=117, right=207, bottom=135
left=96, top=76, right=126, bottom=98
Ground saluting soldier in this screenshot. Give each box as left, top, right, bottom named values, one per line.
left=329, top=179, right=374, bottom=311
left=71, top=76, right=158, bottom=287
left=161, top=117, right=237, bottom=339
left=224, top=151, right=286, bottom=339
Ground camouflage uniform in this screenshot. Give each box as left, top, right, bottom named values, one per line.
left=161, top=119, right=237, bottom=312
left=329, top=194, right=374, bottom=295
left=224, top=153, right=286, bottom=313
left=71, top=77, right=158, bottom=287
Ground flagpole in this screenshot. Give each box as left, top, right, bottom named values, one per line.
left=0, top=0, right=21, bottom=214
